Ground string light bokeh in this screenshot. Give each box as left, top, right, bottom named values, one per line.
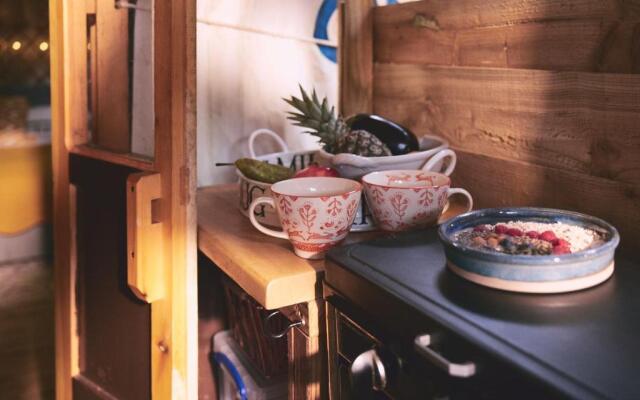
left=0, top=0, right=50, bottom=88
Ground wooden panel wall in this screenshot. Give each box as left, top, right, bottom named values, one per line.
left=340, top=0, right=374, bottom=116
left=367, top=0, right=640, bottom=249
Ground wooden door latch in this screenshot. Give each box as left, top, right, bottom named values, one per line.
left=127, top=172, right=165, bottom=302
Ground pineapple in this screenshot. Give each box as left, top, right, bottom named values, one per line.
left=284, top=86, right=392, bottom=157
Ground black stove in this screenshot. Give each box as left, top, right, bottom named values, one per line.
left=324, top=228, right=640, bottom=399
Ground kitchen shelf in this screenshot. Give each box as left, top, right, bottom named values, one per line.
left=197, top=184, right=377, bottom=309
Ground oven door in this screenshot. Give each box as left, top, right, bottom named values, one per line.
left=327, top=300, right=458, bottom=399
left=326, top=292, right=564, bottom=400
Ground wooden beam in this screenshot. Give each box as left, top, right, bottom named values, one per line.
left=339, top=0, right=374, bottom=116
left=373, top=63, right=640, bottom=185
left=151, top=0, right=198, bottom=398
left=70, top=144, right=155, bottom=172
left=50, top=0, right=85, bottom=397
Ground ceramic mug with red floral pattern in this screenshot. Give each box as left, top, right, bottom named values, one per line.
left=362, top=170, right=473, bottom=232
left=249, top=177, right=362, bottom=259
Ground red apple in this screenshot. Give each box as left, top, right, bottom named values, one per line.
left=294, top=164, right=339, bottom=178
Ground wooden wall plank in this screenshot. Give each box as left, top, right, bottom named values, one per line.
left=373, top=1, right=640, bottom=72
left=451, top=150, right=640, bottom=249
left=373, top=0, right=635, bottom=31
left=367, top=1, right=640, bottom=249
left=339, top=0, right=374, bottom=116
left=373, top=63, right=640, bottom=184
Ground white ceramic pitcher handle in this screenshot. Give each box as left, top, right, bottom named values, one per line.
left=442, top=188, right=473, bottom=215
left=248, top=129, right=289, bottom=158
left=249, top=197, right=289, bottom=239
left=422, top=149, right=457, bottom=176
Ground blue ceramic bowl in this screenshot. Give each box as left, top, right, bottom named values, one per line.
left=438, top=208, right=619, bottom=283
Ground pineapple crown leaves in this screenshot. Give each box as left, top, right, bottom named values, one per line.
left=283, top=85, right=348, bottom=152
left=283, top=85, right=392, bottom=157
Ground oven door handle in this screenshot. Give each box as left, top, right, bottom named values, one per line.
left=350, top=348, right=388, bottom=396
left=414, top=334, right=476, bottom=378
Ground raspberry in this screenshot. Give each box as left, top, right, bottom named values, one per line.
left=473, top=225, right=489, bottom=233
left=526, top=231, right=539, bottom=239
left=552, top=245, right=571, bottom=255
left=494, top=224, right=508, bottom=234
left=552, top=238, right=570, bottom=247
left=506, top=228, right=523, bottom=237
left=540, top=231, right=557, bottom=242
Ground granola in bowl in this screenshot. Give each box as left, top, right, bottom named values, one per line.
left=453, top=221, right=605, bottom=256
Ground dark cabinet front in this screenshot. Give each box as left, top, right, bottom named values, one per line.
left=325, top=289, right=563, bottom=400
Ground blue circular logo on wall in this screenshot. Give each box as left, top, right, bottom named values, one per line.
left=313, top=0, right=337, bottom=63
left=313, top=0, right=398, bottom=63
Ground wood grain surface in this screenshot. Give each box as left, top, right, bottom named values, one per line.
left=364, top=0, right=640, bottom=250
left=339, top=0, right=374, bottom=116
left=94, top=0, right=131, bottom=152
left=197, top=185, right=378, bottom=310
left=198, top=185, right=325, bottom=310
left=50, top=0, right=81, bottom=396
left=451, top=150, right=640, bottom=249
left=373, top=0, right=640, bottom=72
left=288, top=325, right=324, bottom=400
left=151, top=0, right=199, bottom=397
left=70, top=145, right=155, bottom=172
left=373, top=63, right=640, bottom=184
left=374, top=0, right=633, bottom=30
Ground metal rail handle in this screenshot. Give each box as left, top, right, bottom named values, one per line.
left=414, top=334, right=476, bottom=378
left=263, top=310, right=304, bottom=339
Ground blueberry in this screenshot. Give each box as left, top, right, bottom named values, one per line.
left=500, top=238, right=518, bottom=254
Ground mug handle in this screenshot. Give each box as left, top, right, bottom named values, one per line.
left=248, top=129, right=289, bottom=158
left=422, top=149, right=457, bottom=176
left=441, top=188, right=473, bottom=216
left=249, top=197, right=288, bottom=239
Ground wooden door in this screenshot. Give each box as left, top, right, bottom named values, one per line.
left=49, top=0, right=197, bottom=398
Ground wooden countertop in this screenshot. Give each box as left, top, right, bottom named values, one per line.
left=197, top=184, right=377, bottom=309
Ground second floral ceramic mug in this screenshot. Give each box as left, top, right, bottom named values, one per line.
left=249, top=177, right=362, bottom=259
left=362, top=170, right=473, bottom=232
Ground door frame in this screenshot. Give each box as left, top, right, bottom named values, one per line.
left=49, top=0, right=197, bottom=398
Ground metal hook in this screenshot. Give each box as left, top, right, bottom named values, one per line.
left=115, top=0, right=151, bottom=12
left=263, top=310, right=304, bottom=339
